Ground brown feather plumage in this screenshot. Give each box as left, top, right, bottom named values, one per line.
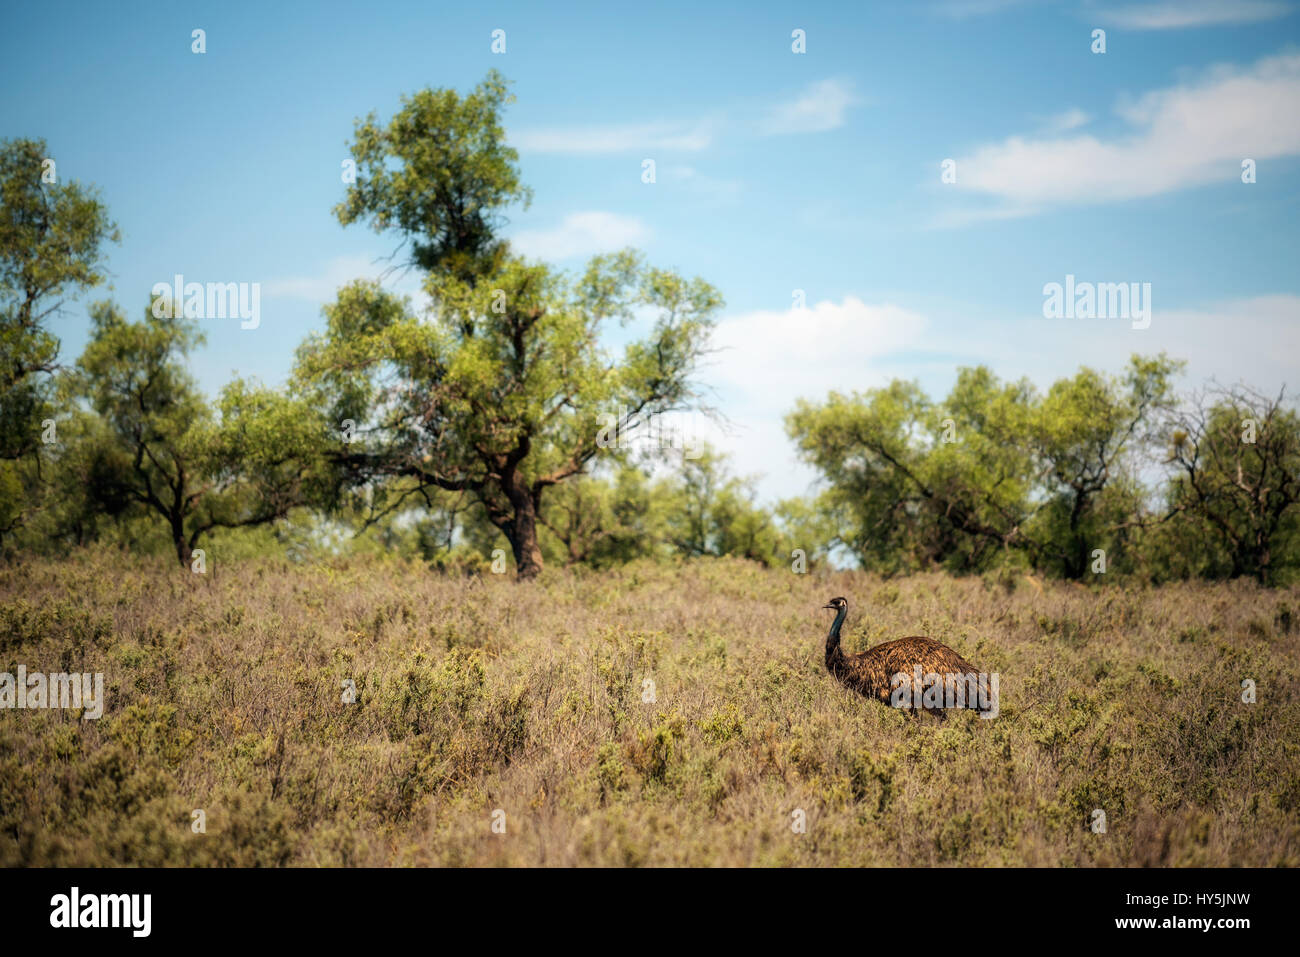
left=821, top=597, right=991, bottom=718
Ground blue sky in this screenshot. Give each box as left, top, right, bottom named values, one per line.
left=3, top=0, right=1299, bottom=501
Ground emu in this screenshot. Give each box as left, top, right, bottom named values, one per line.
left=821, top=597, right=994, bottom=719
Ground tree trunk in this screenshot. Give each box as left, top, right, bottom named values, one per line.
left=503, top=472, right=545, bottom=579
left=509, top=523, right=544, bottom=579
left=1065, top=491, right=1089, bottom=579
left=172, top=515, right=192, bottom=568
left=1255, top=545, right=1271, bottom=585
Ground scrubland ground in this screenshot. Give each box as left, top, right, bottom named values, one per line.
left=1, top=550, right=1297, bottom=866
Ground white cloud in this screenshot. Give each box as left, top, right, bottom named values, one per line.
left=941, top=293, right=1300, bottom=400
left=698, top=293, right=1300, bottom=503
left=761, top=79, right=860, bottom=135
left=710, top=297, right=928, bottom=405
left=700, top=297, right=928, bottom=493
left=1042, top=108, right=1090, bottom=133
left=1147, top=295, right=1300, bottom=394
left=927, top=203, right=1042, bottom=230
left=1099, top=0, right=1292, bottom=29
left=637, top=296, right=920, bottom=499
left=662, top=165, right=743, bottom=203
left=511, top=122, right=712, bottom=154
left=263, top=255, right=424, bottom=304
left=952, top=52, right=1300, bottom=208
left=510, top=211, right=649, bottom=260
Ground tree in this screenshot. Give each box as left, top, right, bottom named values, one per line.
left=1026, top=355, right=1180, bottom=577
left=71, top=299, right=329, bottom=567
left=1164, top=384, right=1300, bottom=584
left=0, top=136, right=118, bottom=543
left=18, top=406, right=137, bottom=552
left=786, top=377, right=1031, bottom=573
left=0, top=137, right=119, bottom=455
left=663, top=447, right=781, bottom=565
left=334, top=70, right=530, bottom=283
left=786, top=355, right=1180, bottom=578
left=537, top=465, right=670, bottom=568
left=298, top=74, right=722, bottom=578
left=297, top=255, right=719, bottom=579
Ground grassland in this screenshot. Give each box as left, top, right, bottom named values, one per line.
left=1, top=550, right=1297, bottom=866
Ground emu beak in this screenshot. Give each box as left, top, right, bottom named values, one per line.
left=822, top=602, right=836, bottom=610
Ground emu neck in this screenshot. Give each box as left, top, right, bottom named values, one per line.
left=825, top=606, right=848, bottom=671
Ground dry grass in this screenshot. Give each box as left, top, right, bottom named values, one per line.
left=1, top=549, right=1297, bottom=866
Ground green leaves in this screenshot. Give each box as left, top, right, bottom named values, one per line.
left=308, top=73, right=725, bottom=576
left=334, top=70, right=531, bottom=280
left=0, top=135, right=118, bottom=530
left=295, top=242, right=723, bottom=572
left=0, top=137, right=119, bottom=334
left=1164, top=384, right=1300, bottom=583
left=786, top=382, right=937, bottom=572
left=786, top=355, right=1185, bottom=577
left=57, top=300, right=333, bottom=565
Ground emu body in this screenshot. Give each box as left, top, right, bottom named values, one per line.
left=821, top=597, right=991, bottom=717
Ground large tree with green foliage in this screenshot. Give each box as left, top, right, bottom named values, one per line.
left=1026, top=356, right=1179, bottom=576
left=786, top=355, right=1179, bottom=578
left=786, top=374, right=1033, bottom=574
left=334, top=71, right=531, bottom=284
left=1, top=137, right=119, bottom=452
left=297, top=73, right=722, bottom=578
left=0, top=136, right=118, bottom=544
left=70, top=299, right=330, bottom=567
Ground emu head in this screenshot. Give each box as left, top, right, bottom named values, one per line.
left=822, top=596, right=848, bottom=612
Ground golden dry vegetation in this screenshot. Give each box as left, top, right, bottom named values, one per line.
left=1, top=550, right=1297, bottom=866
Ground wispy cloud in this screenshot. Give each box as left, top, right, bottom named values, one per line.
left=927, top=203, right=1042, bottom=230
left=263, top=255, right=422, bottom=304
left=760, top=79, right=861, bottom=135
left=511, top=211, right=649, bottom=260
left=662, top=165, right=743, bottom=203
left=949, top=52, right=1300, bottom=210
left=1041, top=108, right=1091, bottom=133
left=512, top=80, right=861, bottom=153
left=1097, top=0, right=1292, bottom=29
left=511, top=121, right=713, bottom=154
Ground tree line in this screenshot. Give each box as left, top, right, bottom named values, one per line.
left=2, top=74, right=1297, bottom=584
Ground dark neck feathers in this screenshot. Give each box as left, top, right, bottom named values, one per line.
left=825, top=605, right=848, bottom=671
